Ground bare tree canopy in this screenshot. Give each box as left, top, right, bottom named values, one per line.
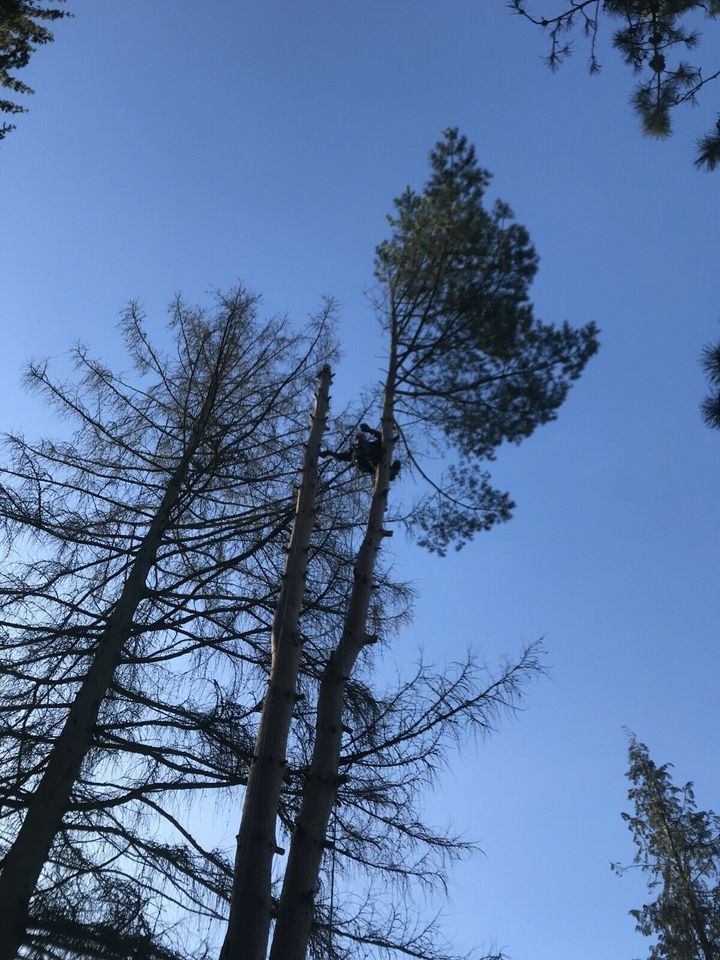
left=0, top=290, right=334, bottom=960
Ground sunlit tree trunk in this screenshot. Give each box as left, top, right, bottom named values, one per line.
left=269, top=346, right=398, bottom=960
left=220, top=365, right=332, bottom=960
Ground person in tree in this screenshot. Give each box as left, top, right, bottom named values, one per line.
left=322, top=422, right=401, bottom=480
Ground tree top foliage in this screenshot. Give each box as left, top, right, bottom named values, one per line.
left=700, top=337, right=720, bottom=428
left=0, top=0, right=70, bottom=140
left=375, top=128, right=598, bottom=552
left=614, top=736, right=720, bottom=960
left=510, top=0, right=720, bottom=170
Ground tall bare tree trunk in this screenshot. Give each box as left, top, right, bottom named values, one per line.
left=220, top=365, right=332, bottom=960
left=0, top=382, right=220, bottom=960
left=269, top=351, right=398, bottom=960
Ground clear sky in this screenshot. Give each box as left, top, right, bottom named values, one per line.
left=2, top=3, right=719, bottom=959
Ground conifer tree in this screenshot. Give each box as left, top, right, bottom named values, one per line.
left=226, top=127, right=598, bottom=960
left=510, top=1, right=720, bottom=170
left=0, top=0, right=70, bottom=139
left=2, top=131, right=599, bottom=960
left=614, top=736, right=720, bottom=960
left=701, top=338, right=720, bottom=428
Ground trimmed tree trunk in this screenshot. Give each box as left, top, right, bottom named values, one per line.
left=220, top=364, right=332, bottom=960
left=269, top=352, right=398, bottom=960
left=0, top=380, right=221, bottom=960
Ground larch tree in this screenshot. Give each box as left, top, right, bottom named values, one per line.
left=613, top=736, right=720, bottom=960
left=509, top=0, right=720, bottom=170
left=0, top=323, right=528, bottom=960
left=0, top=289, right=334, bottom=960
left=220, top=127, right=598, bottom=960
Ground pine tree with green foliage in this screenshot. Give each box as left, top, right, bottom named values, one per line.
left=510, top=1, right=720, bottom=170
left=0, top=0, right=70, bottom=140
left=614, top=736, right=720, bottom=960
left=700, top=339, right=720, bottom=429
left=250, top=127, right=597, bottom=960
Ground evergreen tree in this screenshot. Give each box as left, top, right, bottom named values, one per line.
left=700, top=338, right=720, bottom=429
left=510, top=1, right=720, bottom=170
left=219, top=128, right=597, bottom=960
left=614, top=736, right=720, bottom=960
left=0, top=0, right=70, bottom=140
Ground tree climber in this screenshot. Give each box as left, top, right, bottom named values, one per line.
left=322, top=423, right=401, bottom=480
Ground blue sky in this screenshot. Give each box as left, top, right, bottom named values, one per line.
left=2, top=2, right=719, bottom=958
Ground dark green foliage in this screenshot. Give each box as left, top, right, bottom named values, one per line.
left=510, top=1, right=720, bottom=170
left=695, top=123, right=720, bottom=172
left=613, top=736, right=720, bottom=960
left=700, top=339, right=720, bottom=428
left=0, top=0, right=70, bottom=140
left=376, top=128, right=598, bottom=553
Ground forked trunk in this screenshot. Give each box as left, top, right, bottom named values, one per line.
left=269, top=352, right=397, bottom=960
left=220, top=365, right=332, bottom=960
left=0, top=381, right=220, bottom=960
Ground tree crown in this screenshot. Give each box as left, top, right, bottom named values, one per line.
left=373, top=128, right=598, bottom=552
left=0, top=0, right=70, bottom=140
left=614, top=736, right=720, bottom=960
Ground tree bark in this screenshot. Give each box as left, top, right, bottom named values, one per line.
left=0, top=378, right=221, bottom=960
left=269, top=350, right=398, bottom=960
left=219, top=364, right=332, bottom=960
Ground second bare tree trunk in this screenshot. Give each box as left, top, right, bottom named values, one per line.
left=220, top=365, right=332, bottom=960
left=269, top=354, right=398, bottom=960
